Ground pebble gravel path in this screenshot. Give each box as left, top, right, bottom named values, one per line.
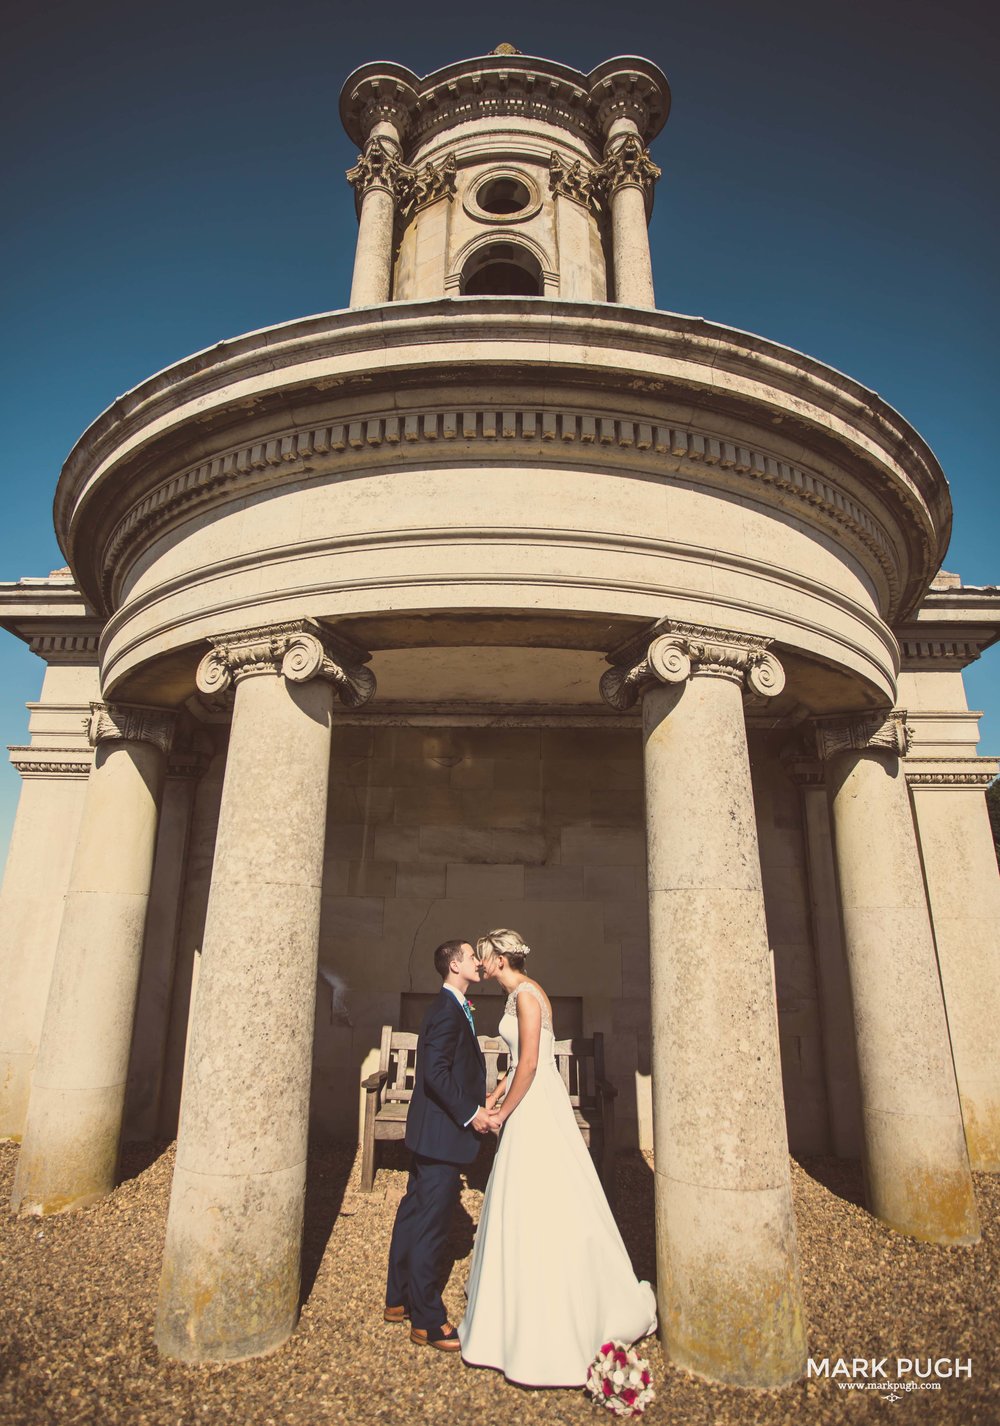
left=1, top=1141, right=996, bottom=1425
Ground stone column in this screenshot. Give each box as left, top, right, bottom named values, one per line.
left=907, top=770, right=1000, bottom=1171
left=346, top=111, right=412, bottom=306
left=122, top=753, right=205, bottom=1141
left=155, top=620, right=374, bottom=1364
left=602, top=620, right=807, bottom=1388
left=595, top=120, right=660, bottom=308
left=11, top=703, right=175, bottom=1214
left=816, top=712, right=979, bottom=1243
left=787, top=761, right=864, bottom=1158
left=0, top=754, right=90, bottom=1139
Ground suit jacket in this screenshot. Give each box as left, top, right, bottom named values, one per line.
left=405, top=987, right=487, bottom=1165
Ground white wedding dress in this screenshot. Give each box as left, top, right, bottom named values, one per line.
left=458, top=982, right=656, bottom=1386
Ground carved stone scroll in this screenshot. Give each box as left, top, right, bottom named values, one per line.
left=813, top=710, right=910, bottom=762
left=87, top=702, right=175, bottom=755
left=600, top=619, right=785, bottom=710
left=549, top=152, right=599, bottom=211
left=196, top=620, right=376, bottom=708
left=399, top=153, right=457, bottom=216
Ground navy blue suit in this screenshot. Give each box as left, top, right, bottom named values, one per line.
left=386, top=987, right=487, bottom=1329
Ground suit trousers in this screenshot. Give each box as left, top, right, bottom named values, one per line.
left=386, top=1153, right=462, bottom=1329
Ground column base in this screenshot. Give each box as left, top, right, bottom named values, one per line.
left=11, top=1082, right=123, bottom=1214
left=655, top=1171, right=807, bottom=1388
left=866, top=1109, right=981, bottom=1243
left=155, top=1159, right=306, bottom=1363
left=959, top=1086, right=1000, bottom=1173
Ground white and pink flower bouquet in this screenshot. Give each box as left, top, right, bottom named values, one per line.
left=586, top=1341, right=655, bottom=1416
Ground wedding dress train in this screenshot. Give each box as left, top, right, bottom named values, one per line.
left=458, top=983, right=656, bottom=1386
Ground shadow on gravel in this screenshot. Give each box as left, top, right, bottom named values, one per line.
left=615, top=1152, right=657, bottom=1285
left=300, top=1145, right=356, bottom=1304
left=796, top=1155, right=867, bottom=1209
left=117, top=1139, right=174, bottom=1186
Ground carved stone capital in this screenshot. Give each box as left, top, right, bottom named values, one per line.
left=399, top=153, right=457, bottom=217
left=813, top=711, right=910, bottom=762
left=600, top=620, right=785, bottom=711
left=346, top=136, right=414, bottom=202
left=196, top=620, right=376, bottom=708
left=549, top=152, right=600, bottom=211
left=594, top=134, right=661, bottom=201
left=87, top=702, right=176, bottom=754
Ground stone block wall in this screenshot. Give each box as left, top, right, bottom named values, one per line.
left=311, top=724, right=651, bottom=1145
left=145, top=721, right=835, bottom=1157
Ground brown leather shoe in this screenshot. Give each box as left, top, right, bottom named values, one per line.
left=410, top=1322, right=461, bottom=1352
left=383, top=1305, right=408, bottom=1324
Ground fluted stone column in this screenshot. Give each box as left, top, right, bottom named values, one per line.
left=346, top=90, right=413, bottom=306
left=11, top=703, right=174, bottom=1214
left=908, top=773, right=1000, bottom=1170
left=595, top=120, right=660, bottom=308
left=602, top=621, right=807, bottom=1388
left=816, top=712, right=979, bottom=1243
left=155, top=620, right=374, bottom=1363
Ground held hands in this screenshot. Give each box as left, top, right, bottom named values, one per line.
left=471, top=1106, right=504, bottom=1135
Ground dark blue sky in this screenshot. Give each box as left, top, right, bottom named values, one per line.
left=1, top=0, right=997, bottom=857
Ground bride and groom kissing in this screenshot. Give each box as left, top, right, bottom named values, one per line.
left=385, top=930, right=656, bottom=1388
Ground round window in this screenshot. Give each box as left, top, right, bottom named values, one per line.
left=476, top=176, right=532, bottom=216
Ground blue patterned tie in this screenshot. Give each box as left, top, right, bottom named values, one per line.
left=461, top=999, right=476, bottom=1036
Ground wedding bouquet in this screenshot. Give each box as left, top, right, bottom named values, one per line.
left=586, top=1341, right=655, bottom=1416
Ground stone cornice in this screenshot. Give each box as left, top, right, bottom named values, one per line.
left=53, top=302, right=948, bottom=627
left=340, top=54, right=670, bottom=156
left=195, top=619, right=376, bottom=708
left=87, top=702, right=176, bottom=754
left=7, top=745, right=93, bottom=779
left=905, top=756, right=999, bottom=788
left=97, top=403, right=899, bottom=613
left=813, top=710, right=910, bottom=762
left=600, top=619, right=785, bottom=709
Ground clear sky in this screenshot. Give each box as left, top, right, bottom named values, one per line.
left=0, top=0, right=997, bottom=863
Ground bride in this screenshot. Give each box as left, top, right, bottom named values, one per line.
left=458, top=928, right=656, bottom=1387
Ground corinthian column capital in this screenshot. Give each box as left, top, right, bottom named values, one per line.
left=196, top=620, right=376, bottom=708
left=813, top=710, right=910, bottom=762
left=594, top=133, right=661, bottom=201
left=346, top=136, right=414, bottom=202
left=87, top=702, right=175, bottom=754
left=600, top=619, right=785, bottom=710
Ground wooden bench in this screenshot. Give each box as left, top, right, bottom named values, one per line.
left=360, top=1025, right=617, bottom=1196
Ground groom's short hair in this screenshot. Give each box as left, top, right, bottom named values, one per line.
left=434, top=939, right=469, bottom=979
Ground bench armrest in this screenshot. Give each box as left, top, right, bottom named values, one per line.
left=362, top=1071, right=389, bottom=1092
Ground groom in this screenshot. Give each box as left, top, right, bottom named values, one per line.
left=385, top=939, right=496, bottom=1351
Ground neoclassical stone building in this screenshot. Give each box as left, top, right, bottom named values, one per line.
left=1, top=43, right=998, bottom=1388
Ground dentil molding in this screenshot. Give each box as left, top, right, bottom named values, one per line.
left=101, top=404, right=898, bottom=608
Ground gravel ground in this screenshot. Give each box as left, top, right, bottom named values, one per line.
left=1, top=1141, right=996, bottom=1425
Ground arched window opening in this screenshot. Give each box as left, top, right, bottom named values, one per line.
left=461, top=243, right=543, bottom=296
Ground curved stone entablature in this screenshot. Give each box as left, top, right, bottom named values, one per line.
left=52, top=299, right=950, bottom=708
left=339, top=53, right=670, bottom=157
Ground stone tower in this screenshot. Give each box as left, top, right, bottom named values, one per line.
left=341, top=45, right=668, bottom=306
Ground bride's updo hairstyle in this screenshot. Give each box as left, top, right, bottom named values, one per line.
left=477, top=928, right=531, bottom=971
